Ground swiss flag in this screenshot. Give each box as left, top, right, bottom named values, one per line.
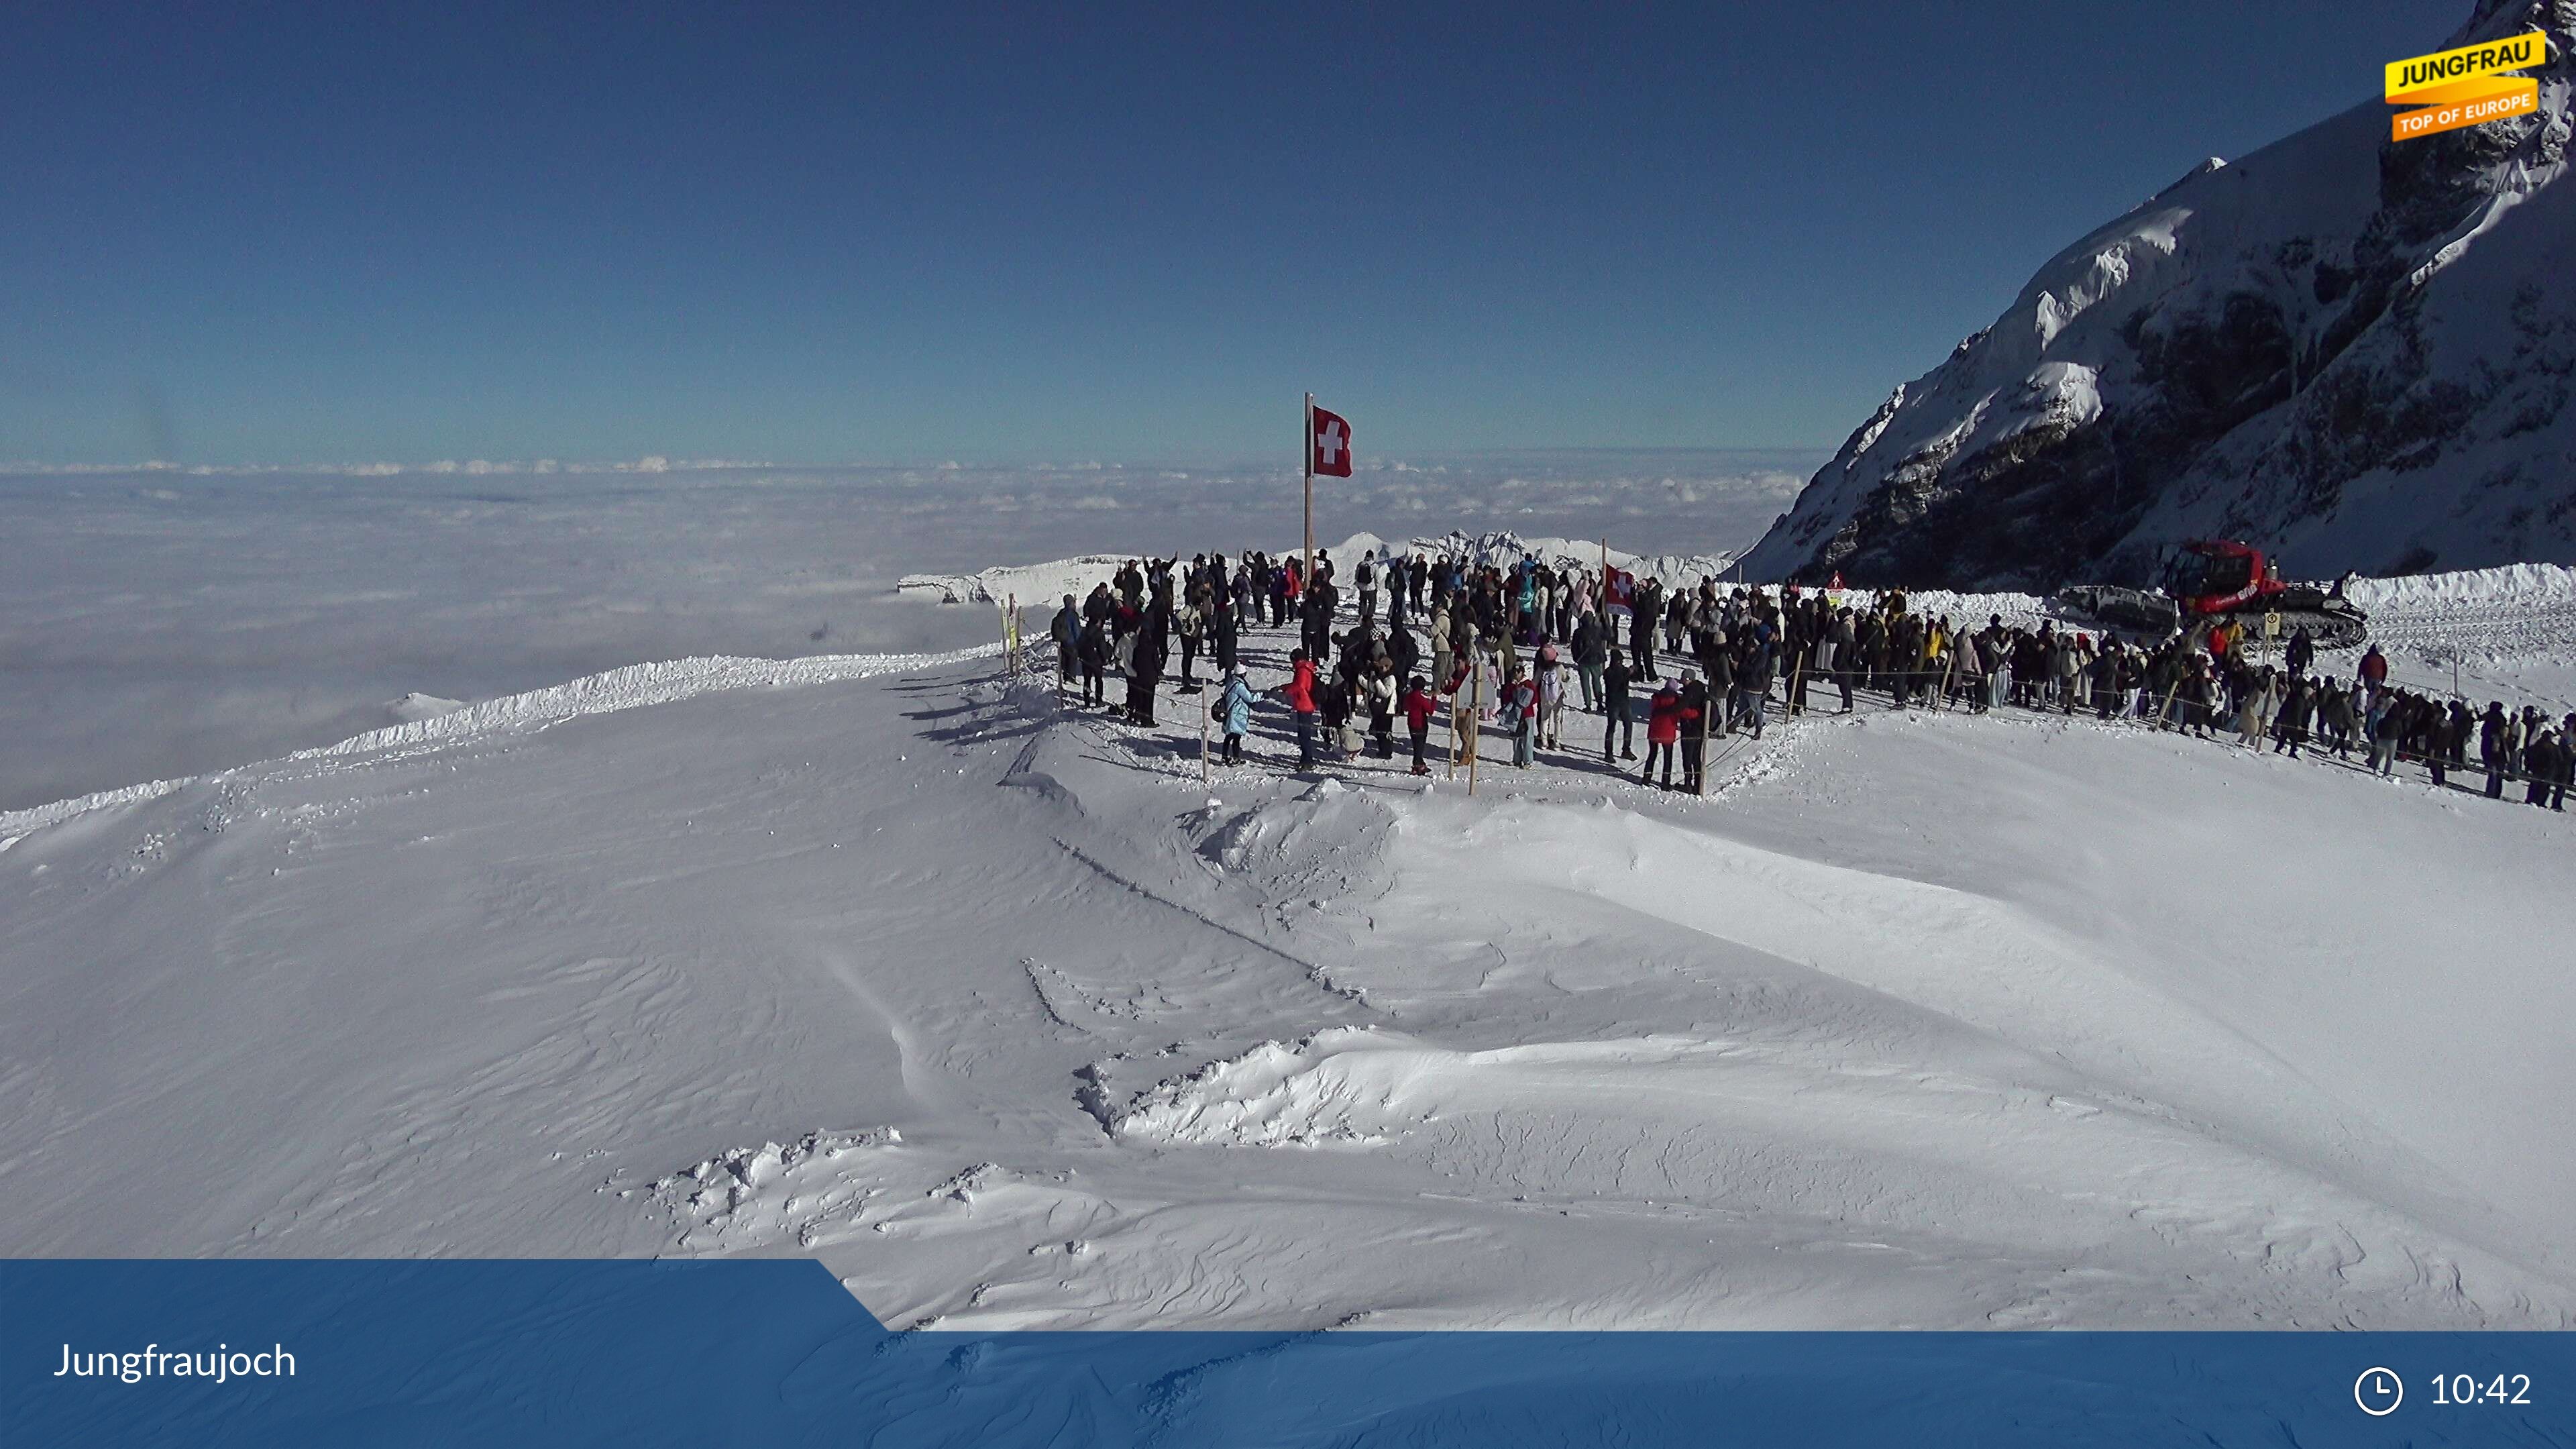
left=1309, top=404, right=1354, bottom=478
left=1603, top=568, right=1635, bottom=614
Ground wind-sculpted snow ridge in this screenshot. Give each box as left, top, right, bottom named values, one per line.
left=1389, top=529, right=1739, bottom=587
left=0, top=645, right=996, bottom=843
left=1744, top=0, right=2576, bottom=588
left=2343, top=560, right=2576, bottom=612
left=1107, top=1028, right=1415, bottom=1146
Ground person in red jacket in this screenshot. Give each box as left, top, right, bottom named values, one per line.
left=1400, top=674, right=1438, bottom=775
left=1644, top=679, right=1696, bottom=790
left=1279, top=649, right=1320, bottom=769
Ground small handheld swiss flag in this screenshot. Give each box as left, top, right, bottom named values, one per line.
left=1309, top=404, right=1354, bottom=478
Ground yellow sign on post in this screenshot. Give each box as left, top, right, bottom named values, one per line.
left=2385, top=32, right=2548, bottom=142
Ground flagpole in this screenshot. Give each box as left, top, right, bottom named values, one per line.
left=1302, top=392, right=1315, bottom=587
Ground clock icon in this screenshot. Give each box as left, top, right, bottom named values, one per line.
left=2355, top=1366, right=2404, bottom=1417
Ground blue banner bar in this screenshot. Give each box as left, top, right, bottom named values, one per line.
left=9, top=1260, right=2567, bottom=1446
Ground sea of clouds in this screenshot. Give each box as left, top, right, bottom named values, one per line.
left=0, top=451, right=1815, bottom=807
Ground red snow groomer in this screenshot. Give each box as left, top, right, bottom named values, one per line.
left=2057, top=539, right=2369, bottom=648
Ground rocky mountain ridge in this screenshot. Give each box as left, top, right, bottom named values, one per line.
left=1741, top=0, right=2576, bottom=588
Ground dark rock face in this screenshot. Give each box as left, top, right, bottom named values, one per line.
left=1743, top=0, right=2576, bottom=589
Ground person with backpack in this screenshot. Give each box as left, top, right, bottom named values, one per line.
left=1051, top=595, right=1081, bottom=692
left=1175, top=590, right=1205, bottom=694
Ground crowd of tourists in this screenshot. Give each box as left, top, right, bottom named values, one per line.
left=1042, top=545, right=2574, bottom=810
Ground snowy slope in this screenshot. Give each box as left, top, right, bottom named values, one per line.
left=5, top=578, right=2573, bottom=1330
left=1743, top=0, right=2576, bottom=589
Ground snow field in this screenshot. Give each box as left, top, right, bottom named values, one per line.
left=5, top=565, right=2572, bottom=1332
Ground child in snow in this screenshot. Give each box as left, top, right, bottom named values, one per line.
left=1219, top=668, right=1255, bottom=765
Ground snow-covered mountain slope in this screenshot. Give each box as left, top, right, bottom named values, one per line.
left=5, top=594, right=2573, bottom=1330
left=1743, top=0, right=2576, bottom=590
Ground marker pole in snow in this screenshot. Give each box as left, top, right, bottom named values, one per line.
left=1466, top=656, right=1482, bottom=797
left=1600, top=538, right=1610, bottom=654
left=1447, top=688, right=1459, bottom=780
left=1302, top=392, right=1315, bottom=588
left=1695, top=678, right=1710, bottom=797
left=1200, top=686, right=1210, bottom=786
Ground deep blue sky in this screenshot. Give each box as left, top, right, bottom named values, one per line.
left=3, top=1, right=2455, bottom=466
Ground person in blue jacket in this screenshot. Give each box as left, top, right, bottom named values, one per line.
left=1218, top=668, right=1256, bottom=764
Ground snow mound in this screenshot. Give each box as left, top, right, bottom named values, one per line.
left=900, top=554, right=1137, bottom=607
left=645, top=1128, right=905, bottom=1252
left=1109, top=1028, right=1415, bottom=1146
left=1110, top=1028, right=1720, bottom=1149
left=386, top=692, right=468, bottom=722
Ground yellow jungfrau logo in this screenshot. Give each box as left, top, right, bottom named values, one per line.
left=2385, top=32, right=2550, bottom=142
